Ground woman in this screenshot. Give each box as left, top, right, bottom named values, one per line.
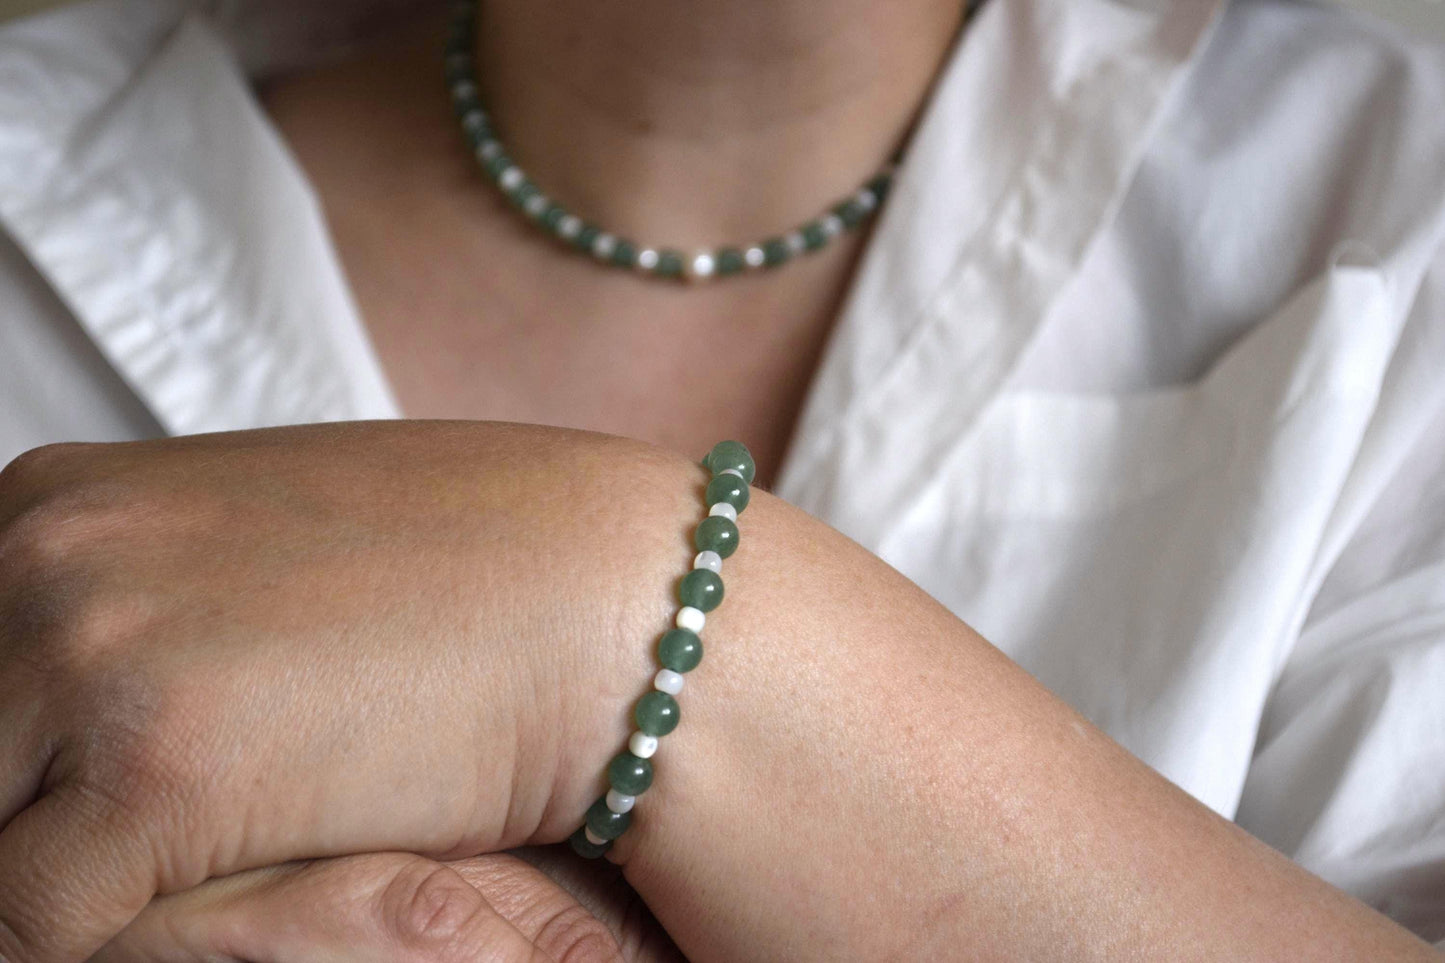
left=0, top=0, right=1442, bottom=957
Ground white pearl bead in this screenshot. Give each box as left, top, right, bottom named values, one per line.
left=606, top=789, right=636, bottom=814
left=709, top=502, right=737, bottom=522
left=461, top=110, right=487, bottom=134
left=451, top=80, right=478, bottom=101
left=693, top=550, right=722, bottom=573
left=584, top=826, right=608, bottom=846
left=654, top=668, right=685, bottom=696
left=676, top=606, right=706, bottom=632
left=785, top=231, right=807, bottom=254
left=821, top=213, right=844, bottom=237
left=744, top=246, right=766, bottom=268
left=592, top=233, right=616, bottom=258
left=629, top=731, right=659, bottom=759
left=523, top=194, right=548, bottom=216
left=688, top=251, right=716, bottom=280
left=720, top=467, right=745, bottom=479
left=637, top=248, right=660, bottom=270
left=498, top=167, right=524, bottom=191
left=857, top=187, right=878, bottom=211
left=476, top=140, right=503, bottom=163
left=558, top=215, right=582, bottom=239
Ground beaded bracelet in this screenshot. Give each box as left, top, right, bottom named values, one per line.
left=568, top=440, right=756, bottom=859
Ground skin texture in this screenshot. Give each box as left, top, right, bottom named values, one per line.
left=0, top=422, right=1438, bottom=961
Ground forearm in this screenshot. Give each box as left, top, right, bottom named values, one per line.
left=581, top=450, right=1437, bottom=961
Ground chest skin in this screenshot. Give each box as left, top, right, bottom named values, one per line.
left=255, top=23, right=873, bottom=489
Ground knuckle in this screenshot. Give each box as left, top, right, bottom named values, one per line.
left=379, top=859, right=488, bottom=949
left=0, top=441, right=87, bottom=495
left=533, top=903, right=624, bottom=963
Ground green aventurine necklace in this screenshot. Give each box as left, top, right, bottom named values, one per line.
left=442, top=0, right=897, bottom=283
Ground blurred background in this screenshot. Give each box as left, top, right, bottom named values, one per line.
left=1, top=0, right=1444, bottom=43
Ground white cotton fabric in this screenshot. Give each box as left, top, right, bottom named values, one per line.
left=1, top=0, right=1443, bottom=944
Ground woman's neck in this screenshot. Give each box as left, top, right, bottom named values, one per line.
left=471, top=0, right=968, bottom=247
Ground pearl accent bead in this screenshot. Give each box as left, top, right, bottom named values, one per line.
left=461, top=110, right=487, bottom=134
left=592, top=233, right=617, bottom=258
left=605, top=789, right=636, bottom=814
left=785, top=231, right=807, bottom=254
left=744, top=246, right=766, bottom=268
left=821, top=213, right=844, bottom=237
left=476, top=140, right=503, bottom=163
left=451, top=80, right=478, bottom=101
left=584, top=826, right=608, bottom=846
left=498, top=167, right=524, bottom=191
left=693, top=550, right=722, bottom=573
left=654, top=668, right=685, bottom=696
left=857, top=188, right=878, bottom=211
left=523, top=194, right=548, bottom=217
left=558, top=215, right=583, bottom=239
left=676, top=606, right=706, bottom=632
left=637, top=248, right=660, bottom=270
left=708, top=502, right=738, bottom=522
left=688, top=251, right=716, bottom=280
left=629, top=731, right=659, bottom=759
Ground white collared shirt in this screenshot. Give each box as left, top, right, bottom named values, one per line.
left=2, top=0, right=1443, bottom=943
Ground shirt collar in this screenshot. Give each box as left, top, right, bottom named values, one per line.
left=774, top=0, right=1229, bottom=541
left=0, top=0, right=400, bottom=437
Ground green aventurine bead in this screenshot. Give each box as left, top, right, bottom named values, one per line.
left=484, top=153, right=512, bottom=178
left=575, top=225, right=601, bottom=251
left=611, top=239, right=637, bottom=267
left=706, top=440, right=756, bottom=484
left=586, top=797, right=631, bottom=840
left=658, top=627, right=703, bottom=673
left=679, top=567, right=725, bottom=610
left=569, top=825, right=610, bottom=859
left=801, top=221, right=829, bottom=250
left=868, top=173, right=892, bottom=203
left=705, top=473, right=750, bottom=514
left=608, top=752, right=654, bottom=795
left=693, top=516, right=739, bottom=560
left=762, top=238, right=791, bottom=266
left=715, top=248, right=745, bottom=275
left=510, top=182, right=539, bottom=208
left=635, top=690, right=680, bottom=736
left=835, top=197, right=868, bottom=228
left=655, top=250, right=684, bottom=278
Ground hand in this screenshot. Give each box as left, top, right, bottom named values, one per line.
left=94, top=845, right=685, bottom=962
left=1, top=422, right=1435, bottom=961
left=0, top=421, right=700, bottom=961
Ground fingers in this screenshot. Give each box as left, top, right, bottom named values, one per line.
left=0, top=787, right=155, bottom=963
left=95, top=853, right=565, bottom=963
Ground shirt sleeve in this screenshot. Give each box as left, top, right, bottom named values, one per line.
left=1234, top=242, right=1445, bottom=946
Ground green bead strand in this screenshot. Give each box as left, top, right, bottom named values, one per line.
left=447, top=0, right=897, bottom=284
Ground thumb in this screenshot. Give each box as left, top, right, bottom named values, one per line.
left=92, top=852, right=558, bottom=963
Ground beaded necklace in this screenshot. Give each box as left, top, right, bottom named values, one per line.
left=443, top=0, right=910, bottom=283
